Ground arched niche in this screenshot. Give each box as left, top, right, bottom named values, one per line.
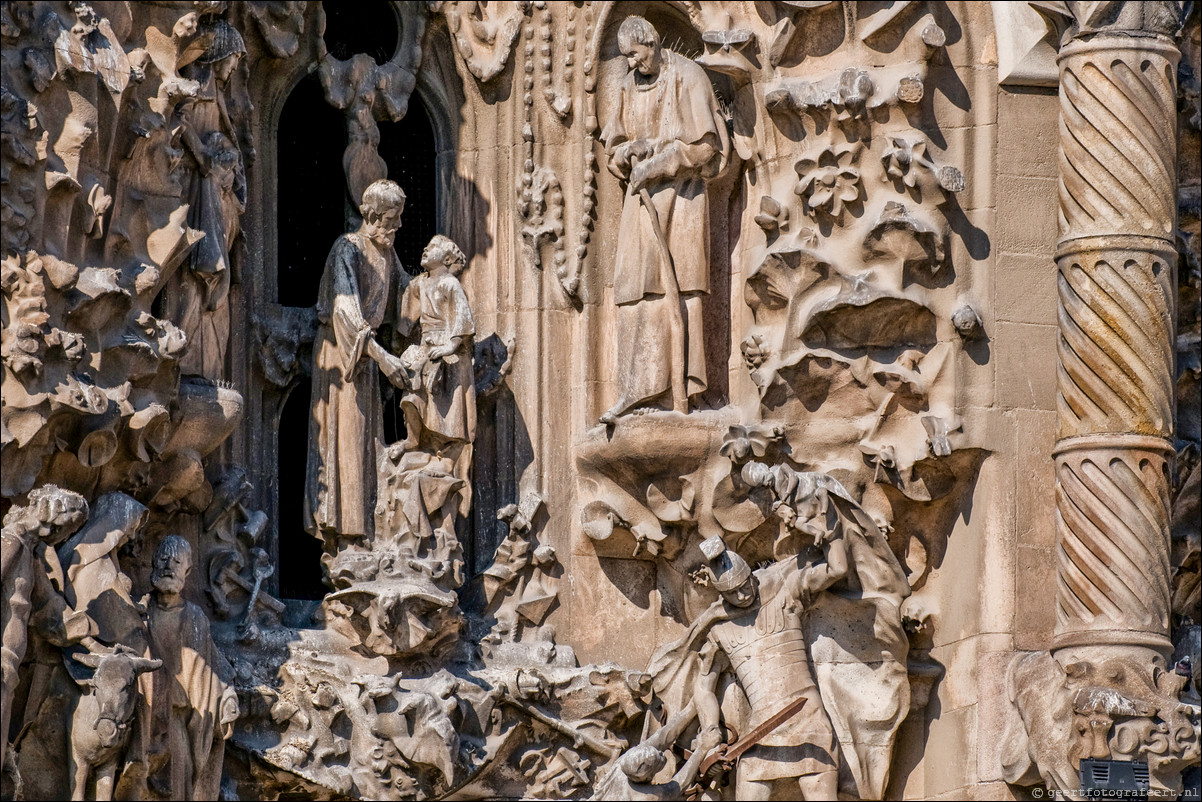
left=586, top=1, right=737, bottom=416
left=264, top=2, right=463, bottom=601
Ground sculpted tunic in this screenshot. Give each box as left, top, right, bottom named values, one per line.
left=602, top=49, right=728, bottom=409
left=143, top=598, right=234, bottom=801
left=165, top=60, right=245, bottom=379
left=399, top=272, right=476, bottom=445
left=306, top=232, right=407, bottom=542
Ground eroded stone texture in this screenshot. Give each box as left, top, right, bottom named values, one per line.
left=1, top=2, right=1198, bottom=800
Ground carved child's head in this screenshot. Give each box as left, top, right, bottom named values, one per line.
left=361, top=180, right=406, bottom=247
left=151, top=534, right=194, bottom=596
left=421, top=234, right=467, bottom=276
left=618, top=16, right=663, bottom=77
left=621, top=743, right=667, bottom=784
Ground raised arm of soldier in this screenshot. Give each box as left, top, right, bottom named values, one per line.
left=788, top=530, right=849, bottom=608
left=692, top=638, right=727, bottom=758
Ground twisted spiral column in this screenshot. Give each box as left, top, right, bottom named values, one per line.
left=1053, top=35, right=1179, bottom=656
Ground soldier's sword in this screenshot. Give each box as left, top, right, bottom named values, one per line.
left=697, top=695, right=809, bottom=779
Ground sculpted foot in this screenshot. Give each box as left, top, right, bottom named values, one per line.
left=600, top=400, right=628, bottom=425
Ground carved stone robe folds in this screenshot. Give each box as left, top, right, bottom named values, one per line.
left=306, top=232, right=407, bottom=543
left=164, top=61, right=246, bottom=379
left=399, top=272, right=476, bottom=446
left=143, top=598, right=235, bottom=801
left=603, top=50, right=729, bottom=410
left=0, top=527, right=91, bottom=768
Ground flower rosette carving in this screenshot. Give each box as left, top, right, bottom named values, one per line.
left=794, top=144, right=862, bottom=222
left=881, top=136, right=965, bottom=201
left=719, top=422, right=785, bottom=466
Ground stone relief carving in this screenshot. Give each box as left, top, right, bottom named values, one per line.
left=599, top=15, right=730, bottom=423
left=1, top=1, right=1197, bottom=800
left=161, top=8, right=250, bottom=381
left=304, top=179, right=410, bottom=563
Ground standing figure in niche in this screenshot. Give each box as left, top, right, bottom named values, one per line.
left=306, top=179, right=410, bottom=560
left=164, top=16, right=247, bottom=380
left=600, top=16, right=729, bottom=423
left=140, top=535, right=239, bottom=801
left=398, top=234, right=476, bottom=480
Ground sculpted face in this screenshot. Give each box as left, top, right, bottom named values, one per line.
left=365, top=206, right=403, bottom=248
left=420, top=242, right=444, bottom=272
left=624, top=745, right=667, bottom=784
left=151, top=547, right=192, bottom=596
left=723, top=576, right=758, bottom=608
left=623, top=42, right=662, bottom=77
left=214, top=52, right=242, bottom=84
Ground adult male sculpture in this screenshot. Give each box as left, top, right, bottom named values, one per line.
left=0, top=485, right=94, bottom=773
left=650, top=536, right=844, bottom=800
left=306, top=179, right=410, bottom=558
left=600, top=16, right=729, bottom=423
left=141, top=535, right=239, bottom=800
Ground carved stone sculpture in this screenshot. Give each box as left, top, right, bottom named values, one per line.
left=2, top=2, right=1198, bottom=800
left=163, top=11, right=249, bottom=380
left=305, top=179, right=410, bottom=561
left=599, top=15, right=730, bottom=422
left=0, top=485, right=92, bottom=772
left=68, top=648, right=161, bottom=802
left=398, top=234, right=476, bottom=477
left=140, top=535, right=239, bottom=801
left=681, top=535, right=843, bottom=800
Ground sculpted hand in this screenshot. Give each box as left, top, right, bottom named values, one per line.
left=380, top=353, right=409, bottom=388
left=219, top=687, right=240, bottom=738
left=695, top=725, right=724, bottom=755
left=626, top=139, right=653, bottom=162
left=427, top=343, right=456, bottom=361
left=614, top=139, right=653, bottom=173
left=629, top=159, right=652, bottom=193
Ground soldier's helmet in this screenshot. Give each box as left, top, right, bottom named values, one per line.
left=700, top=534, right=751, bottom=593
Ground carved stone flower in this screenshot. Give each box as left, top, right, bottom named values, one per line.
left=795, top=145, right=862, bottom=220
left=720, top=423, right=785, bottom=464
left=882, top=136, right=965, bottom=195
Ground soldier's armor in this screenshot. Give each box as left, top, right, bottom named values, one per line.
left=707, top=576, right=836, bottom=782
left=712, top=605, right=813, bottom=727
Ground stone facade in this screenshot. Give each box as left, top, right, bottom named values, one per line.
left=0, top=1, right=1197, bottom=800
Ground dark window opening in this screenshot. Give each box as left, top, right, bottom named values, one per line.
left=277, top=71, right=347, bottom=309
left=274, top=35, right=438, bottom=599
left=323, top=1, right=398, bottom=65
left=378, top=95, right=437, bottom=442
left=379, top=97, right=437, bottom=273
left=277, top=382, right=326, bottom=600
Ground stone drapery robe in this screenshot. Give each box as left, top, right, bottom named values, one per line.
left=142, top=598, right=235, bottom=801
left=305, top=232, right=407, bottom=544
left=164, top=59, right=246, bottom=379
left=602, top=50, right=729, bottom=411
left=399, top=271, right=476, bottom=447
left=0, top=527, right=92, bottom=770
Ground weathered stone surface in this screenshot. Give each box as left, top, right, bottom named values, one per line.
left=1, top=2, right=1197, bottom=800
